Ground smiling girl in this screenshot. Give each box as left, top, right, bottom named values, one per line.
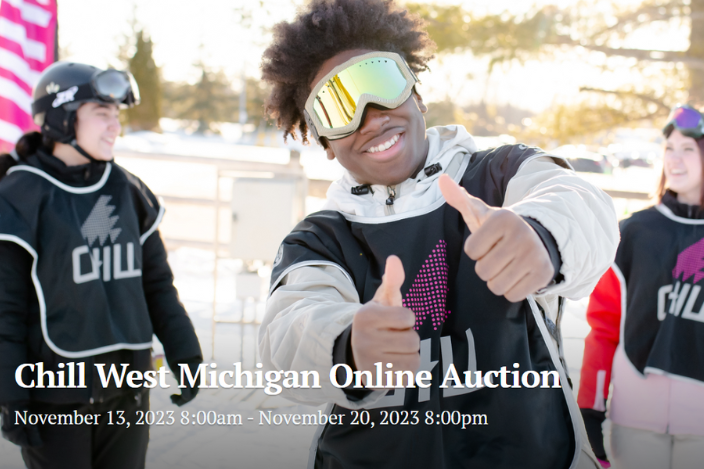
left=0, top=62, right=202, bottom=469
left=579, top=105, right=704, bottom=469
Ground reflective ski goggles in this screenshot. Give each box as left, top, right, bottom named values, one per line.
left=663, top=104, right=704, bottom=139
left=33, top=69, right=140, bottom=116
left=91, top=69, right=140, bottom=106
left=303, top=51, right=419, bottom=142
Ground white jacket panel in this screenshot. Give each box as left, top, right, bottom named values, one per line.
left=260, top=265, right=386, bottom=408
left=504, top=156, right=619, bottom=300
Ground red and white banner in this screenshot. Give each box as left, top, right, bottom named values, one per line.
left=0, top=0, right=56, bottom=153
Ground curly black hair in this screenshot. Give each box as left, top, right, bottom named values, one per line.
left=261, top=0, right=435, bottom=145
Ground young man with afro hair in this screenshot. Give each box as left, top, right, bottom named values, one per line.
left=259, top=1, right=617, bottom=467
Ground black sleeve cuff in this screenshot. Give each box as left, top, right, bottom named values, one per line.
left=332, top=325, right=372, bottom=401
left=522, top=217, right=564, bottom=285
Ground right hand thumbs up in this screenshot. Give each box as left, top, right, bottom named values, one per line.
left=350, top=256, right=420, bottom=387
left=372, top=255, right=404, bottom=307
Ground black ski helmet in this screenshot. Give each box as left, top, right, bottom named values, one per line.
left=31, top=61, right=140, bottom=144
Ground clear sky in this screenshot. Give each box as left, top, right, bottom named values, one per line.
left=51, top=0, right=689, bottom=113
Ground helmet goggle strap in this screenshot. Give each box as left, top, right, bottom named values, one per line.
left=70, top=139, right=109, bottom=163
left=304, top=51, right=419, bottom=143
left=663, top=104, right=704, bottom=139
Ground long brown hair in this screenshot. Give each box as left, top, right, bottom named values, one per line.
left=0, top=131, right=55, bottom=180
left=656, top=133, right=704, bottom=206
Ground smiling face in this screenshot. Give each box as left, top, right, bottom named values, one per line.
left=74, top=102, right=121, bottom=161
left=664, top=129, right=704, bottom=205
left=311, top=49, right=429, bottom=186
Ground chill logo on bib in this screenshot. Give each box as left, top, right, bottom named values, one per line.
left=72, top=195, right=141, bottom=284
left=658, top=237, right=704, bottom=323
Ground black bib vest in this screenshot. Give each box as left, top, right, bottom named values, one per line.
left=0, top=162, right=163, bottom=358
left=617, top=204, right=704, bottom=384
left=271, top=145, right=582, bottom=469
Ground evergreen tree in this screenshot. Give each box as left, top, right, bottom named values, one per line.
left=125, top=30, right=162, bottom=132
left=162, top=62, right=241, bottom=133
left=161, top=74, right=272, bottom=133
left=244, top=77, right=272, bottom=128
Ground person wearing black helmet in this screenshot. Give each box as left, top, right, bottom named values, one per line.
left=0, top=62, right=203, bottom=468
left=30, top=62, right=140, bottom=161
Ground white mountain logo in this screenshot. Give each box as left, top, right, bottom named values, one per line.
left=80, top=195, right=122, bottom=246
left=72, top=195, right=140, bottom=284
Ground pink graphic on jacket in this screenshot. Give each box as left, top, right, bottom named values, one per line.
left=402, top=240, right=451, bottom=331
left=673, top=237, right=704, bottom=284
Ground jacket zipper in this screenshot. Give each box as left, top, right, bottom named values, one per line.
left=385, top=186, right=396, bottom=215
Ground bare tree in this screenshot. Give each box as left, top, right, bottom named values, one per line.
left=407, top=0, right=701, bottom=142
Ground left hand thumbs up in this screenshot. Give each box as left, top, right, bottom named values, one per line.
left=438, top=174, right=495, bottom=232
left=438, top=174, right=555, bottom=302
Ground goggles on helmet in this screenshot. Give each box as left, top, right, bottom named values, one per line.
left=663, top=104, right=704, bottom=139
left=32, top=69, right=140, bottom=116
left=92, top=69, right=140, bottom=106
left=303, top=51, right=419, bottom=142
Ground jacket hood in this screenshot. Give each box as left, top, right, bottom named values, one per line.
left=322, top=125, right=478, bottom=217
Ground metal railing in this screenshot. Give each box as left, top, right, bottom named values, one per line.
left=115, top=148, right=307, bottom=360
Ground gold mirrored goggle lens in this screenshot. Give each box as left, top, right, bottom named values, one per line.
left=312, top=58, right=410, bottom=129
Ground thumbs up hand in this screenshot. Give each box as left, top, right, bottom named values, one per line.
left=372, top=255, right=405, bottom=307
left=438, top=174, right=555, bottom=302
left=351, top=256, right=420, bottom=388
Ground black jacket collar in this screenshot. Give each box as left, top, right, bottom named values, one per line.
left=22, top=148, right=107, bottom=187
left=661, top=190, right=704, bottom=219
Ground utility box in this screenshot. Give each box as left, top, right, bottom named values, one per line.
left=230, top=176, right=306, bottom=263
left=235, top=272, right=264, bottom=301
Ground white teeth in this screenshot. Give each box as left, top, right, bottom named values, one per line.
left=367, top=134, right=399, bottom=153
